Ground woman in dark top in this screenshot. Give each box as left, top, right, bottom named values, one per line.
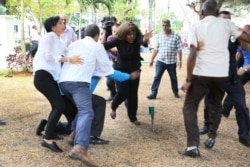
left=103, top=22, right=152, bottom=125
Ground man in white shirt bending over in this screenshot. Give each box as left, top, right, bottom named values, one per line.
left=59, top=24, right=114, bottom=167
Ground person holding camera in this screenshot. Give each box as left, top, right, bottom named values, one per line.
left=100, top=16, right=118, bottom=101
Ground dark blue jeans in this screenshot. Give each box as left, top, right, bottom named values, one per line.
left=210, top=76, right=250, bottom=140
left=150, top=60, right=178, bottom=96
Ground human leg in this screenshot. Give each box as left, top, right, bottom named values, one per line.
left=91, top=94, right=106, bottom=137
left=126, top=78, right=140, bottom=123
left=111, top=80, right=129, bottom=119
left=166, top=63, right=179, bottom=98
left=179, top=76, right=207, bottom=157
left=34, top=70, right=64, bottom=152
left=182, top=76, right=207, bottom=147
left=60, top=82, right=98, bottom=166
left=222, top=95, right=233, bottom=118
left=199, top=90, right=210, bottom=135
left=147, top=60, right=166, bottom=99
left=205, top=77, right=226, bottom=148
left=106, top=78, right=116, bottom=101
left=225, top=78, right=250, bottom=146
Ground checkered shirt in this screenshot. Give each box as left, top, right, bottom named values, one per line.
left=155, top=31, right=182, bottom=64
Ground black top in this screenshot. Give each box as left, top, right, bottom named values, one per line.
left=228, top=37, right=239, bottom=76
left=103, top=37, right=146, bottom=73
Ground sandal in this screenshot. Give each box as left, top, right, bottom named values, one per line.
left=110, top=111, right=116, bottom=119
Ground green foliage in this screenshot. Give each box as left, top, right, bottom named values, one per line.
left=109, top=0, right=140, bottom=23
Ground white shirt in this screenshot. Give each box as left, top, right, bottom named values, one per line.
left=188, top=16, right=242, bottom=77
left=30, top=29, right=40, bottom=41
left=59, top=36, right=114, bottom=83
left=60, top=26, right=77, bottom=48
left=33, top=32, right=66, bottom=81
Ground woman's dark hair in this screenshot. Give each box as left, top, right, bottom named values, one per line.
left=44, top=16, right=60, bottom=32
left=116, top=22, right=142, bottom=43
left=85, top=24, right=100, bottom=38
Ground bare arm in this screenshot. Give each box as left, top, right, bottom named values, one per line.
left=238, top=31, right=250, bottom=44
left=149, top=49, right=158, bottom=67
left=100, top=30, right=107, bottom=43
left=177, top=50, right=182, bottom=69
left=180, top=45, right=197, bottom=93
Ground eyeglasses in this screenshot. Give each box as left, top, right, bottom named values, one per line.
left=162, top=25, right=170, bottom=27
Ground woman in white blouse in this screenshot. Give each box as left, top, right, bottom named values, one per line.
left=33, top=16, right=82, bottom=153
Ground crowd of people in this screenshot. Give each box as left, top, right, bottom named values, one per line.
left=2, top=0, right=250, bottom=166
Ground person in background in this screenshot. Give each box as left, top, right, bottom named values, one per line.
left=147, top=19, right=183, bottom=99
left=28, top=25, right=40, bottom=57
left=59, top=14, right=77, bottom=48
left=199, top=11, right=250, bottom=148
left=103, top=22, right=153, bottom=125
left=33, top=16, right=83, bottom=153
left=178, top=0, right=250, bottom=158
left=106, top=23, right=120, bottom=101
left=0, top=119, right=6, bottom=125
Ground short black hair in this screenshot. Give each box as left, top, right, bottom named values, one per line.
left=162, top=19, right=171, bottom=25
left=44, top=16, right=60, bottom=32
left=218, top=11, right=231, bottom=15
left=85, top=24, right=100, bottom=38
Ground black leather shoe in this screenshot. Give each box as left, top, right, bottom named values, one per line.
left=222, top=111, right=230, bottom=118
left=204, top=137, right=215, bottom=148
left=239, top=137, right=250, bottom=147
left=199, top=125, right=209, bottom=135
left=178, top=148, right=200, bottom=158
left=174, top=93, right=180, bottom=98
left=41, top=140, right=63, bottom=152
left=0, top=119, right=6, bottom=125
left=36, top=119, right=47, bottom=136
left=90, top=136, right=109, bottom=145
left=147, top=94, right=156, bottom=100
left=132, top=120, right=141, bottom=125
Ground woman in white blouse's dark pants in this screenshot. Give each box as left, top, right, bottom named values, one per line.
left=33, top=16, right=82, bottom=153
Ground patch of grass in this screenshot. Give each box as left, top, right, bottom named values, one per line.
left=0, top=69, right=9, bottom=76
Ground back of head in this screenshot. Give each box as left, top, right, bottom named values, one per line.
left=85, top=24, right=100, bottom=38
left=116, top=22, right=141, bottom=41
left=202, top=0, right=218, bottom=16
left=243, top=24, right=250, bottom=34
left=44, top=16, right=60, bottom=32
left=218, top=10, right=231, bottom=19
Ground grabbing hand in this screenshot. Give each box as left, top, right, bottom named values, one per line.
left=70, top=56, right=84, bottom=65
left=237, top=67, right=247, bottom=76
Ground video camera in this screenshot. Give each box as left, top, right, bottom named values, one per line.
left=101, top=16, right=117, bottom=31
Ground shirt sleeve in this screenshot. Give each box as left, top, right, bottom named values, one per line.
left=229, top=20, right=242, bottom=38
left=106, top=70, right=130, bottom=82
left=103, top=38, right=119, bottom=50
left=93, top=44, right=114, bottom=76
left=43, top=33, right=61, bottom=63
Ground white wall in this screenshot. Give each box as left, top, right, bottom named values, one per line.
left=0, top=15, right=15, bottom=69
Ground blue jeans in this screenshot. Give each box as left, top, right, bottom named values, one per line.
left=59, top=82, right=93, bottom=149
left=150, top=60, right=178, bottom=96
